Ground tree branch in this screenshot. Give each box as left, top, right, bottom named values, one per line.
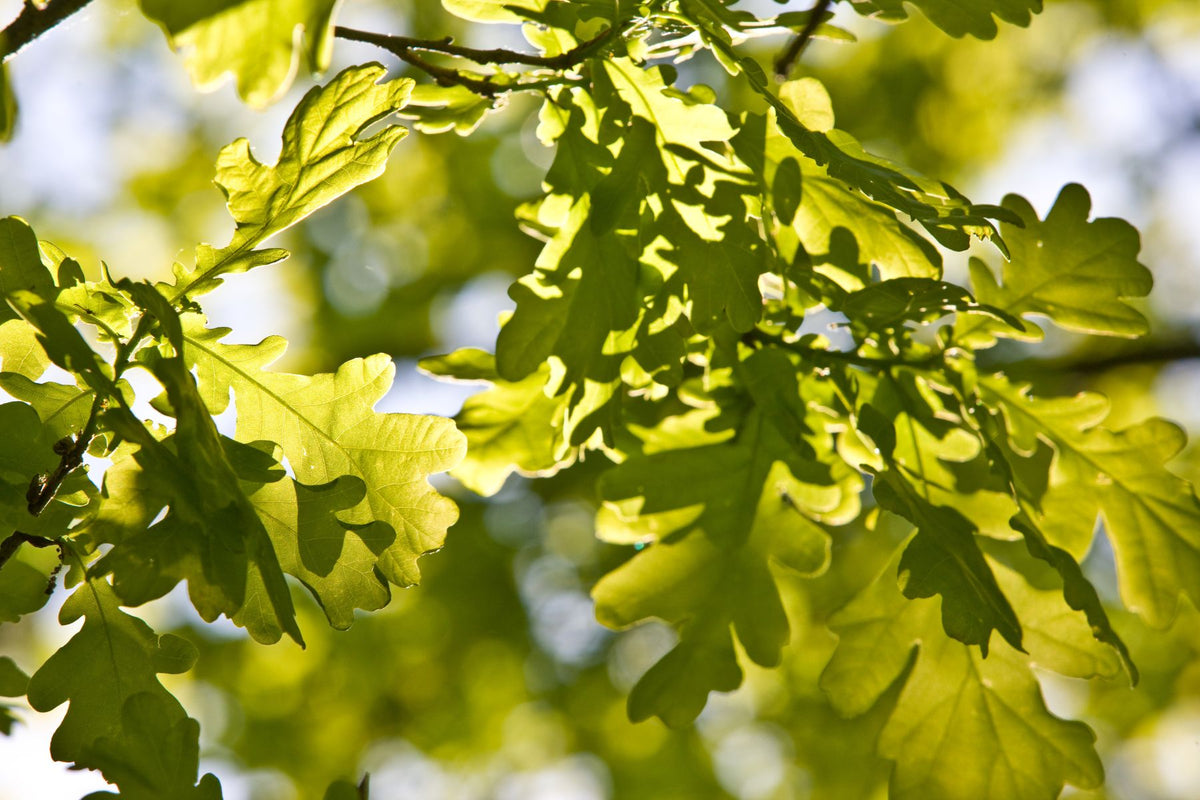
left=335, top=25, right=619, bottom=70
left=774, top=0, right=833, bottom=79
left=1, top=0, right=95, bottom=62
left=334, top=23, right=625, bottom=97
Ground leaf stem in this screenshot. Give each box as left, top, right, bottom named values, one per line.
left=1, top=0, right=96, bottom=62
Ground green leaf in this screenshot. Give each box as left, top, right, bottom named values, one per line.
left=420, top=350, right=570, bottom=496
left=92, top=371, right=304, bottom=645
left=739, top=80, right=943, bottom=282
left=0, top=217, right=58, bottom=322
left=399, top=84, right=493, bottom=136
left=249, top=473, right=394, bottom=629
left=0, top=542, right=58, bottom=623
left=441, top=0, right=547, bottom=23
left=845, top=0, right=1042, bottom=39
left=962, top=184, right=1152, bottom=345
left=981, top=374, right=1200, bottom=628
left=26, top=579, right=211, bottom=797
left=182, top=317, right=466, bottom=587
left=172, top=65, right=414, bottom=298
left=496, top=198, right=639, bottom=442
left=602, top=59, right=737, bottom=184
left=841, top=278, right=1017, bottom=333
left=627, top=616, right=742, bottom=727
left=0, top=63, right=15, bottom=142
left=6, top=295, right=117, bottom=395
left=822, top=545, right=1105, bottom=800
left=593, top=379, right=848, bottom=724
left=0, top=657, right=28, bottom=736
left=139, top=0, right=340, bottom=107
left=875, top=472, right=1023, bottom=654
left=0, top=319, right=51, bottom=379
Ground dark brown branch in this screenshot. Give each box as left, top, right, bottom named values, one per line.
left=26, top=429, right=93, bottom=515
left=334, top=23, right=626, bottom=97
left=1, top=0, right=95, bottom=62
left=774, top=0, right=833, bottom=79
left=335, top=25, right=619, bottom=70
left=992, top=340, right=1200, bottom=379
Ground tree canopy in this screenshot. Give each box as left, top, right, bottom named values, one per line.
left=2, top=0, right=1200, bottom=798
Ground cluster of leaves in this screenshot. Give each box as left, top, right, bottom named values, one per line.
left=2, top=0, right=1196, bottom=798
left=0, top=62, right=465, bottom=797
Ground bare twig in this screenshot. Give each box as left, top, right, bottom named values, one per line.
left=774, top=0, right=833, bottom=79
left=1, top=0, right=96, bottom=62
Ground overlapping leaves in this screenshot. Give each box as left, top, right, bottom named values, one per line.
left=0, top=63, right=463, bottom=798
left=822, top=543, right=1109, bottom=800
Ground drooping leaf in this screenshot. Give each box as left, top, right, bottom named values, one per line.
left=25, top=579, right=214, bottom=798
left=139, top=0, right=340, bottom=107
left=875, top=472, right=1023, bottom=654
left=181, top=316, right=466, bottom=587
left=171, top=64, right=414, bottom=298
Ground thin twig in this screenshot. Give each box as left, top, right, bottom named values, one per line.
left=773, top=0, right=833, bottom=79
left=335, top=25, right=619, bottom=70
left=334, top=22, right=627, bottom=97
left=1, top=0, right=95, bottom=62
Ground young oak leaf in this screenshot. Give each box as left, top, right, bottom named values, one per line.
left=171, top=64, right=414, bottom=299
left=180, top=315, right=466, bottom=587
left=0, top=217, right=57, bottom=323
left=247, top=469, right=395, bottom=630
left=980, top=374, right=1200, bottom=628
left=139, top=0, right=340, bottom=107
left=0, top=657, right=28, bottom=735
left=821, top=545, right=1106, bottom=800
left=419, top=348, right=571, bottom=496
left=691, top=36, right=1013, bottom=250
left=845, top=0, right=1042, bottom=39
left=593, top=394, right=850, bottom=725
left=25, top=579, right=217, bottom=798
left=496, top=196, right=640, bottom=444
left=734, top=81, right=942, bottom=283
left=960, top=183, right=1152, bottom=346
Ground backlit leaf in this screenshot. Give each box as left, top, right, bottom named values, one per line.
left=181, top=316, right=466, bottom=587
left=139, top=0, right=340, bottom=107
